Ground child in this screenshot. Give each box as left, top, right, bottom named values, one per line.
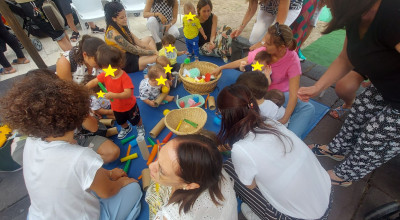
left=265, top=89, right=286, bottom=108
left=155, top=56, right=174, bottom=87
left=82, top=75, right=115, bottom=120
left=240, top=50, right=272, bottom=85
left=0, top=69, right=142, bottom=220
left=183, top=2, right=207, bottom=61
left=236, top=71, right=285, bottom=121
left=139, top=64, right=174, bottom=107
left=86, top=45, right=145, bottom=139
left=158, top=34, right=186, bottom=72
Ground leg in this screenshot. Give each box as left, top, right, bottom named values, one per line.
left=138, top=55, right=157, bottom=71
left=192, top=36, right=200, bottom=58
left=335, top=70, right=365, bottom=109
left=95, top=139, right=120, bottom=163
left=283, top=9, right=302, bottom=27
left=146, top=17, right=162, bottom=43
left=99, top=182, right=142, bottom=220
left=57, top=34, right=73, bottom=51
left=167, top=24, right=180, bottom=39
left=140, top=36, right=157, bottom=51
left=249, top=10, right=275, bottom=45
left=185, top=37, right=193, bottom=55
left=0, top=21, right=25, bottom=60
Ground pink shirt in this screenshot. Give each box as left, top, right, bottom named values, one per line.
left=268, top=49, right=301, bottom=92
left=247, top=47, right=267, bottom=64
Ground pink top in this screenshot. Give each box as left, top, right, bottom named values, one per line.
left=268, top=49, right=301, bottom=92
left=247, top=47, right=267, bottom=64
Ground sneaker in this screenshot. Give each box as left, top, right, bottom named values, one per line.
left=91, top=26, right=105, bottom=33
left=136, top=125, right=145, bottom=137
left=70, top=31, right=80, bottom=42
left=241, top=203, right=261, bottom=220
left=298, top=49, right=306, bottom=62
left=118, top=125, right=132, bottom=139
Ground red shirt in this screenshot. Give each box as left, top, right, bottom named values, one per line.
left=97, top=71, right=136, bottom=112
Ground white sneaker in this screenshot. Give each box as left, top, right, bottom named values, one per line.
left=241, top=203, right=261, bottom=220
left=118, top=125, right=132, bottom=139
left=136, top=125, right=145, bottom=137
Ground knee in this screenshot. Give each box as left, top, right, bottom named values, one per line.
left=298, top=101, right=315, bottom=115
left=146, top=17, right=159, bottom=29
left=168, top=26, right=180, bottom=38
left=98, top=140, right=120, bottom=163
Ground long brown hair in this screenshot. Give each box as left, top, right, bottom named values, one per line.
left=73, top=35, right=105, bottom=65
left=268, top=24, right=297, bottom=51
left=104, top=1, right=135, bottom=44
left=197, top=0, right=213, bottom=15
left=168, top=135, right=224, bottom=214
left=323, top=0, right=378, bottom=34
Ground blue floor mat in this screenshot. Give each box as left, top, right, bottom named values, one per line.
left=103, top=55, right=328, bottom=219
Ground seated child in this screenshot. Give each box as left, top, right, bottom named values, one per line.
left=0, top=69, right=142, bottom=220
left=139, top=64, right=174, bottom=107
left=265, top=89, right=286, bottom=107
left=82, top=75, right=115, bottom=120
left=158, top=34, right=187, bottom=72
left=155, top=56, right=175, bottom=87
left=86, top=45, right=145, bottom=139
left=183, top=2, right=207, bottom=61
left=236, top=71, right=285, bottom=121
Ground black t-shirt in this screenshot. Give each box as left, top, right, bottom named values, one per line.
left=346, top=0, right=400, bottom=109
left=199, top=14, right=213, bottom=47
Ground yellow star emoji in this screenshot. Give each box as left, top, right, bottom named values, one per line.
left=156, top=75, right=168, bottom=86
left=97, top=90, right=106, bottom=98
left=164, top=64, right=173, bottom=74
left=165, top=44, right=175, bottom=53
left=186, top=12, right=196, bottom=20
left=251, top=61, right=264, bottom=71
left=103, top=65, right=117, bottom=77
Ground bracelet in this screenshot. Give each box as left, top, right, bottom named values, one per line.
left=154, top=12, right=156, bottom=17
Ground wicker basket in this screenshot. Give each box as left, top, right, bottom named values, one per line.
left=176, top=94, right=205, bottom=109
left=179, top=61, right=221, bottom=95
left=164, top=108, right=207, bottom=135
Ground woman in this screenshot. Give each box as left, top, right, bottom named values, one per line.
left=218, top=84, right=331, bottom=220
left=230, top=0, right=302, bottom=48
left=143, top=0, right=180, bottom=49
left=197, top=0, right=232, bottom=62
left=105, top=1, right=158, bottom=73
left=146, top=135, right=238, bottom=220
left=214, top=24, right=315, bottom=139
left=56, top=35, right=105, bottom=83
left=298, top=0, right=400, bottom=186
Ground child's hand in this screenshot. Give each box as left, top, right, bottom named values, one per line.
left=104, top=92, right=114, bottom=100
left=264, top=65, right=272, bottom=76
left=203, top=35, right=207, bottom=40
left=239, top=61, right=248, bottom=72
left=150, top=100, right=157, bottom=107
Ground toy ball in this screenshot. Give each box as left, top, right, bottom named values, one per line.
left=163, top=109, right=170, bottom=116
left=189, top=68, right=200, bottom=78
left=213, top=116, right=221, bottom=126
left=179, top=101, right=185, bottom=108
left=184, top=58, right=191, bottom=64
left=161, top=86, right=170, bottom=93
left=187, top=98, right=196, bottom=106
left=205, top=73, right=211, bottom=82
left=193, top=96, right=199, bottom=103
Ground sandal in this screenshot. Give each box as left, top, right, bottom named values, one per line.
left=0, top=67, right=17, bottom=74
left=331, top=179, right=352, bottom=187
left=309, top=144, right=345, bottom=161
left=12, top=58, right=30, bottom=65
left=91, top=26, right=105, bottom=33
left=329, top=105, right=350, bottom=119
left=70, top=31, right=80, bottom=42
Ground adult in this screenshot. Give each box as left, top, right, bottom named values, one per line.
left=56, top=35, right=105, bottom=83
left=298, top=0, right=400, bottom=186
left=218, top=84, right=331, bottom=220
left=104, top=1, right=157, bottom=73
left=0, top=70, right=142, bottom=220
left=197, top=0, right=232, bottom=61
left=0, top=14, right=30, bottom=74
left=143, top=0, right=180, bottom=49
left=214, top=24, right=315, bottom=139
left=230, top=0, right=303, bottom=47
left=146, top=135, right=238, bottom=220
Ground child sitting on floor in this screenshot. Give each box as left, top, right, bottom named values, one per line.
left=236, top=71, right=285, bottom=121
left=158, top=34, right=187, bottom=72
left=183, top=2, right=207, bottom=61
left=86, top=45, right=145, bottom=139
left=139, top=64, right=174, bottom=107
left=0, top=69, right=142, bottom=220
left=155, top=56, right=175, bottom=87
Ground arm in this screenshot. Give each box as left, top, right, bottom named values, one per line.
left=90, top=168, right=135, bottom=198
left=211, top=57, right=248, bottom=75
left=231, top=0, right=258, bottom=38
left=278, top=75, right=299, bottom=124
left=56, top=56, right=72, bottom=81
left=107, top=30, right=156, bottom=56
left=395, top=42, right=400, bottom=53
left=209, top=14, right=218, bottom=44
left=143, top=0, right=155, bottom=18
left=275, top=0, right=290, bottom=24
left=170, top=0, right=178, bottom=26
left=143, top=99, right=157, bottom=107
left=105, top=88, right=132, bottom=100
left=199, top=27, right=207, bottom=40
left=82, top=115, right=98, bottom=132
left=86, top=78, right=100, bottom=89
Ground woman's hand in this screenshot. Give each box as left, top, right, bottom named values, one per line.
left=249, top=42, right=262, bottom=51
left=211, top=67, right=222, bottom=76
left=164, top=23, right=172, bottom=33
left=209, top=41, right=216, bottom=50
left=157, top=13, right=168, bottom=24
left=297, top=85, right=320, bottom=102
left=109, top=168, right=127, bottom=181
left=230, top=29, right=242, bottom=38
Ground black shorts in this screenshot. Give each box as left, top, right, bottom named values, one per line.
left=19, top=0, right=65, bottom=41
left=123, top=52, right=140, bottom=73
left=53, top=0, right=73, bottom=16
left=113, top=103, right=141, bottom=126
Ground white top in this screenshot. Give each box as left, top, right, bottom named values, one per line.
left=155, top=169, right=238, bottom=220
left=259, top=100, right=285, bottom=121
left=61, top=50, right=102, bottom=84
left=23, top=137, right=103, bottom=220
left=139, top=78, right=161, bottom=101
left=90, top=95, right=111, bottom=111
left=232, top=122, right=331, bottom=219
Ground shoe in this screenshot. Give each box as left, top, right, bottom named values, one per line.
left=309, top=144, right=345, bottom=161
left=91, top=26, right=105, bottom=33
left=329, top=105, right=350, bottom=119
left=118, top=125, right=132, bottom=139
left=136, top=125, right=145, bottom=137
left=0, top=67, right=17, bottom=74
left=331, top=179, right=352, bottom=187
left=70, top=31, right=80, bottom=42
left=298, top=49, right=306, bottom=62
left=241, top=203, right=261, bottom=220
left=12, top=58, right=30, bottom=65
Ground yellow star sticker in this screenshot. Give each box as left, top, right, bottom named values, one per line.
left=164, top=64, right=173, bottom=74
left=103, top=64, right=117, bottom=77
left=165, top=44, right=175, bottom=53
left=251, top=61, right=264, bottom=71
left=156, top=75, right=168, bottom=86
left=186, top=12, right=196, bottom=20
left=97, top=90, right=106, bottom=98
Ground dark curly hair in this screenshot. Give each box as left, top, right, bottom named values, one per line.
left=73, top=35, right=105, bottom=65
left=104, top=1, right=135, bottom=45
left=0, top=69, right=91, bottom=139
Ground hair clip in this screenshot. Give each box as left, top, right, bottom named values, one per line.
left=248, top=103, right=254, bottom=109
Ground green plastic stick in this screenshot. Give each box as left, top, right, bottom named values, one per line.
left=121, top=135, right=136, bottom=145
left=123, top=159, right=132, bottom=173
left=183, top=119, right=198, bottom=128
left=147, top=137, right=156, bottom=146
left=98, top=82, right=113, bottom=101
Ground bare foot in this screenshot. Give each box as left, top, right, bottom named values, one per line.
left=165, top=95, right=174, bottom=102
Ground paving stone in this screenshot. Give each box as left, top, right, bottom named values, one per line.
left=304, top=115, right=343, bottom=145
left=353, top=186, right=396, bottom=220
left=0, top=195, right=29, bottom=220
left=370, top=156, right=400, bottom=200
left=300, top=76, right=339, bottom=107
left=300, top=60, right=316, bottom=74
left=0, top=170, right=28, bottom=211
left=303, top=64, right=328, bottom=82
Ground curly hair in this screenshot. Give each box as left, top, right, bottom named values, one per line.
left=104, top=1, right=135, bottom=45
left=0, top=69, right=91, bottom=139
left=72, top=35, right=105, bottom=65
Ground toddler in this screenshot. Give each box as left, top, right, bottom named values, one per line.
left=240, top=50, right=272, bottom=85
left=158, top=34, right=187, bottom=72
left=155, top=56, right=175, bottom=87
left=183, top=2, right=207, bottom=61
left=86, top=45, right=145, bottom=139
left=139, top=64, right=174, bottom=107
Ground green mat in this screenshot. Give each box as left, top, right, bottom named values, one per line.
left=302, top=29, right=346, bottom=67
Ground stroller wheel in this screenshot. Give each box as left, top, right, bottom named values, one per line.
left=134, top=13, right=141, bottom=17
left=31, top=38, right=42, bottom=51
left=365, top=202, right=400, bottom=220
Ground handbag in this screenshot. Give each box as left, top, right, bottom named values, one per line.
left=42, top=0, right=65, bottom=31
left=230, top=37, right=251, bottom=62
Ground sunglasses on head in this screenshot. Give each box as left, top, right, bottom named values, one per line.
left=274, top=22, right=286, bottom=44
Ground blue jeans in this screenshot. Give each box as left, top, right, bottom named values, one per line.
left=283, top=92, right=315, bottom=139
left=185, top=36, right=200, bottom=57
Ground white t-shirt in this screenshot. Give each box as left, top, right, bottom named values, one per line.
left=90, top=95, right=111, bottom=111
left=259, top=100, right=285, bottom=121
left=232, top=122, right=331, bottom=219
left=23, top=137, right=103, bottom=220
left=155, top=169, right=238, bottom=220
left=60, top=50, right=102, bottom=84
left=139, top=78, right=161, bottom=101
